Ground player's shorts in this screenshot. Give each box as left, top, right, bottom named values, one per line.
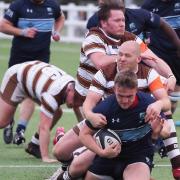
left=72, top=119, right=86, bottom=135
left=0, top=64, right=25, bottom=106
left=9, top=49, right=50, bottom=67
left=89, top=154, right=154, bottom=179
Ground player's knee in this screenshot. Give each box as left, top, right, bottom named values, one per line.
left=70, top=158, right=89, bottom=177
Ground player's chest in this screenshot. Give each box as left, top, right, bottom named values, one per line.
left=19, top=5, right=55, bottom=19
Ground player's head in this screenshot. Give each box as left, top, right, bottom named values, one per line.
left=98, top=0, right=125, bottom=6
left=65, top=81, right=75, bottom=108
left=114, top=70, right=138, bottom=109
left=98, top=3, right=125, bottom=38
left=117, top=40, right=141, bottom=72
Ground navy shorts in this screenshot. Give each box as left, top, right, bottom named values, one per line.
left=89, top=154, right=154, bottom=180
left=8, top=49, right=50, bottom=67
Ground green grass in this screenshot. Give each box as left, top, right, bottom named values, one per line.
left=0, top=39, right=180, bottom=180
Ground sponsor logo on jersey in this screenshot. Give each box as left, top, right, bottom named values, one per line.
left=112, top=118, right=120, bottom=123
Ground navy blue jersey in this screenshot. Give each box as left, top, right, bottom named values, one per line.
left=142, top=0, right=180, bottom=52
left=142, top=0, right=180, bottom=85
left=92, top=92, right=155, bottom=157
left=4, top=0, right=61, bottom=64
left=87, top=8, right=160, bottom=37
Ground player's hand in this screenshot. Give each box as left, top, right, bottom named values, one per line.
left=52, top=31, right=60, bottom=41
left=101, top=143, right=121, bottom=158
left=150, top=116, right=164, bottom=139
left=145, top=102, right=161, bottom=122
left=20, top=28, right=37, bottom=38
left=42, top=157, right=58, bottom=163
left=89, top=113, right=107, bottom=128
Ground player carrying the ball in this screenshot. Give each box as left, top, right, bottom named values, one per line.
left=79, top=70, right=171, bottom=180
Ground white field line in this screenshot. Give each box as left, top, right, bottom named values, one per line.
left=0, top=164, right=171, bottom=168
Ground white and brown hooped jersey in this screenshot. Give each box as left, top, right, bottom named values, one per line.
left=75, top=27, right=148, bottom=98
left=0, top=61, right=74, bottom=119
left=90, top=62, right=164, bottom=98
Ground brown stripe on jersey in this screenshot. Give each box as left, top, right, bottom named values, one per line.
left=54, top=85, right=67, bottom=106
left=83, top=43, right=105, bottom=53
left=86, top=27, right=121, bottom=46
left=164, top=132, right=177, bottom=140
left=101, top=62, right=117, bottom=81
left=91, top=79, right=105, bottom=91
left=1, top=74, right=19, bottom=106
left=0, top=92, right=18, bottom=106
left=121, top=31, right=136, bottom=44
left=32, top=65, right=50, bottom=97
left=137, top=63, right=151, bottom=80
left=22, top=61, right=41, bottom=97
left=165, top=143, right=179, bottom=153
left=77, top=73, right=91, bottom=89
left=41, top=96, right=54, bottom=114
left=42, top=78, right=53, bottom=93
left=79, top=63, right=97, bottom=74
left=73, top=125, right=80, bottom=136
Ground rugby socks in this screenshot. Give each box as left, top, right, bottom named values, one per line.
left=16, top=119, right=28, bottom=133
left=163, top=115, right=180, bottom=168
left=31, top=132, right=39, bottom=145
left=62, top=168, right=72, bottom=180
left=60, top=156, right=74, bottom=171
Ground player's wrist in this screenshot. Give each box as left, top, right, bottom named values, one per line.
left=168, top=74, right=175, bottom=79
left=20, top=28, right=28, bottom=37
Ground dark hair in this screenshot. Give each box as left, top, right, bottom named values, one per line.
left=98, top=3, right=125, bottom=22
left=114, top=70, right=137, bottom=89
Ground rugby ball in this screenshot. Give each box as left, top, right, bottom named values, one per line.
left=95, top=129, right=121, bottom=149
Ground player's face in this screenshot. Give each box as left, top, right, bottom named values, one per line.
left=117, top=46, right=140, bottom=71
left=65, top=83, right=75, bottom=108
left=101, top=10, right=125, bottom=38
left=115, top=86, right=137, bottom=109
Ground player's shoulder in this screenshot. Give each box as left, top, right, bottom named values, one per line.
left=122, top=31, right=137, bottom=42
left=137, top=91, right=155, bottom=103
left=45, top=0, right=60, bottom=8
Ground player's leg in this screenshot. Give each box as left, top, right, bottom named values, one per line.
left=13, top=98, right=35, bottom=145
left=123, top=162, right=150, bottom=180
left=66, top=149, right=96, bottom=178
left=53, top=128, right=83, bottom=170
left=0, top=97, right=16, bottom=128
left=85, top=171, right=113, bottom=180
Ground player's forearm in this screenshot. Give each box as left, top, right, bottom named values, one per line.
left=156, top=98, right=171, bottom=112
left=0, top=19, right=22, bottom=36
left=54, top=12, right=65, bottom=32
left=79, top=128, right=103, bottom=156
left=142, top=49, right=173, bottom=78
left=160, top=120, right=171, bottom=138
left=39, top=127, right=50, bottom=160
left=160, top=18, right=180, bottom=48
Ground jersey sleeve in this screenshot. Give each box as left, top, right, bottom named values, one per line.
left=40, top=92, right=58, bottom=119
left=53, top=0, right=62, bottom=19
left=89, top=70, right=107, bottom=95
left=141, top=9, right=160, bottom=29
left=4, top=0, right=20, bottom=25
left=82, top=33, right=106, bottom=57
left=135, top=36, right=148, bottom=53
left=147, top=69, right=164, bottom=92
